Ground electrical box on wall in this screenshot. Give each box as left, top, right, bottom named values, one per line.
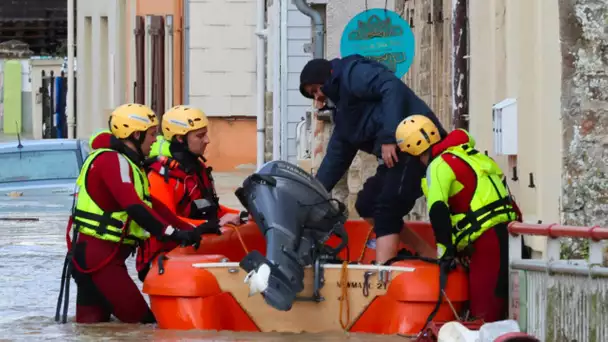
left=492, top=98, right=518, bottom=155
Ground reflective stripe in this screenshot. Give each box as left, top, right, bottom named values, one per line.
left=117, top=154, right=132, bottom=183
left=193, top=198, right=213, bottom=209
left=73, top=148, right=151, bottom=245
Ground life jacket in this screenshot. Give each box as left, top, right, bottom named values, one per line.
left=147, top=137, right=220, bottom=220
left=422, top=142, right=518, bottom=251
left=136, top=137, right=220, bottom=278
left=72, top=148, right=152, bottom=245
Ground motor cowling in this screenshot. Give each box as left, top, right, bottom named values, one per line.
left=235, top=160, right=348, bottom=311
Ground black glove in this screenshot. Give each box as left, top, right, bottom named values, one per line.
left=195, top=220, right=222, bottom=235
left=239, top=211, right=250, bottom=224
left=168, top=228, right=202, bottom=246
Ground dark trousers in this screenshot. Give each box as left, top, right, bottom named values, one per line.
left=355, top=154, right=425, bottom=237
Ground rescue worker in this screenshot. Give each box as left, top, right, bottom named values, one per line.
left=136, top=105, right=243, bottom=281
left=394, top=115, right=519, bottom=322
left=299, top=54, right=446, bottom=263
left=68, top=103, right=211, bottom=324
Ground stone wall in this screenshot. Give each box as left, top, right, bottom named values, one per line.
left=264, top=92, right=273, bottom=162
left=559, top=0, right=608, bottom=227
left=312, top=0, right=453, bottom=219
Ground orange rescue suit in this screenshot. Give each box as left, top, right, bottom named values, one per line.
left=135, top=155, right=239, bottom=280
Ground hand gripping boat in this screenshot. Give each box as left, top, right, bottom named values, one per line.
left=143, top=161, right=469, bottom=337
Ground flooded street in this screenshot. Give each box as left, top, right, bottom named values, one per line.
left=0, top=171, right=408, bottom=341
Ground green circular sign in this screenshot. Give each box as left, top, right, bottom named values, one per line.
left=340, top=9, right=416, bottom=78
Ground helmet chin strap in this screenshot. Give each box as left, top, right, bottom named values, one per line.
left=173, top=133, right=200, bottom=159
left=127, top=131, right=147, bottom=163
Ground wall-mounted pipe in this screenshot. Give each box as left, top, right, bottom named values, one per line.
left=255, top=0, right=268, bottom=169
left=272, top=1, right=282, bottom=160
left=293, top=0, right=324, bottom=59
left=165, top=15, right=174, bottom=110
left=66, top=0, right=75, bottom=138
left=183, top=0, right=190, bottom=105
left=145, top=15, right=153, bottom=108
left=452, top=0, right=469, bottom=130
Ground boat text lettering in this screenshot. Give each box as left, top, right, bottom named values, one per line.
left=336, top=281, right=387, bottom=290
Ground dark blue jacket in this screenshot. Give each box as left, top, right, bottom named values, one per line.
left=315, top=54, right=445, bottom=191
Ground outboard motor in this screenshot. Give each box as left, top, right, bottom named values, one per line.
left=235, top=161, right=348, bottom=311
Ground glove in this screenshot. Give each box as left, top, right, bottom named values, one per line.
left=167, top=227, right=203, bottom=246
left=195, top=220, right=222, bottom=235
left=239, top=211, right=250, bottom=223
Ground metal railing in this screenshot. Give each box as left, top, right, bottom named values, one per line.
left=508, top=222, right=608, bottom=342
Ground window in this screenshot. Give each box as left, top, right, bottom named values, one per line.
left=0, top=150, right=81, bottom=183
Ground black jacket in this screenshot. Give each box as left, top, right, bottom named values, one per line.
left=315, top=54, right=446, bottom=192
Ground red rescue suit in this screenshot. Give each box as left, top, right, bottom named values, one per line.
left=425, top=130, right=522, bottom=322
left=69, top=133, right=194, bottom=324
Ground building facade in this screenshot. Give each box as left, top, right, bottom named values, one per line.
left=76, top=0, right=258, bottom=171
left=294, top=0, right=608, bottom=256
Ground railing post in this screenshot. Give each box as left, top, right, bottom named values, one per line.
left=508, top=226, right=523, bottom=323
left=544, top=225, right=561, bottom=263
left=588, top=227, right=605, bottom=265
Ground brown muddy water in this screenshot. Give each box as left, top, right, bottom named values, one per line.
left=0, top=172, right=409, bottom=341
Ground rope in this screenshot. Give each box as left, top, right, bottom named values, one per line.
left=338, top=260, right=350, bottom=330
left=70, top=233, right=125, bottom=274
left=66, top=217, right=127, bottom=274
left=357, top=225, right=375, bottom=263
left=224, top=223, right=249, bottom=254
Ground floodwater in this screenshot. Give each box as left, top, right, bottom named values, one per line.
left=0, top=171, right=409, bottom=341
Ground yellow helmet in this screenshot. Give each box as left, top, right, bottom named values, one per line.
left=395, top=115, right=442, bottom=156
left=161, top=105, right=209, bottom=141
left=109, top=103, right=158, bottom=139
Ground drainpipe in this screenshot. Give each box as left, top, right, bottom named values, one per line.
left=66, top=0, right=75, bottom=138
left=183, top=0, right=190, bottom=104
left=294, top=0, right=324, bottom=165
left=272, top=1, right=282, bottom=160
left=293, top=0, right=324, bottom=58
left=452, top=0, right=469, bottom=130
left=255, top=0, right=268, bottom=169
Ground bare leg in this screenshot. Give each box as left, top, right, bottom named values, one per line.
left=365, top=218, right=434, bottom=262
left=376, top=233, right=401, bottom=264
left=364, top=218, right=399, bottom=263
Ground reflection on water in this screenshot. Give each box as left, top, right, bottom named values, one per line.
left=0, top=200, right=409, bottom=341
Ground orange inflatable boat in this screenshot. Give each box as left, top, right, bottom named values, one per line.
left=143, top=219, right=469, bottom=337
left=143, top=161, right=469, bottom=337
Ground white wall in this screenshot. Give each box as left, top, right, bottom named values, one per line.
left=187, top=0, right=257, bottom=117
left=76, top=0, right=128, bottom=138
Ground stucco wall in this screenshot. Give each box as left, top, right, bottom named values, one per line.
left=559, top=0, right=608, bottom=227
left=468, top=0, right=563, bottom=254
left=205, top=117, right=257, bottom=171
